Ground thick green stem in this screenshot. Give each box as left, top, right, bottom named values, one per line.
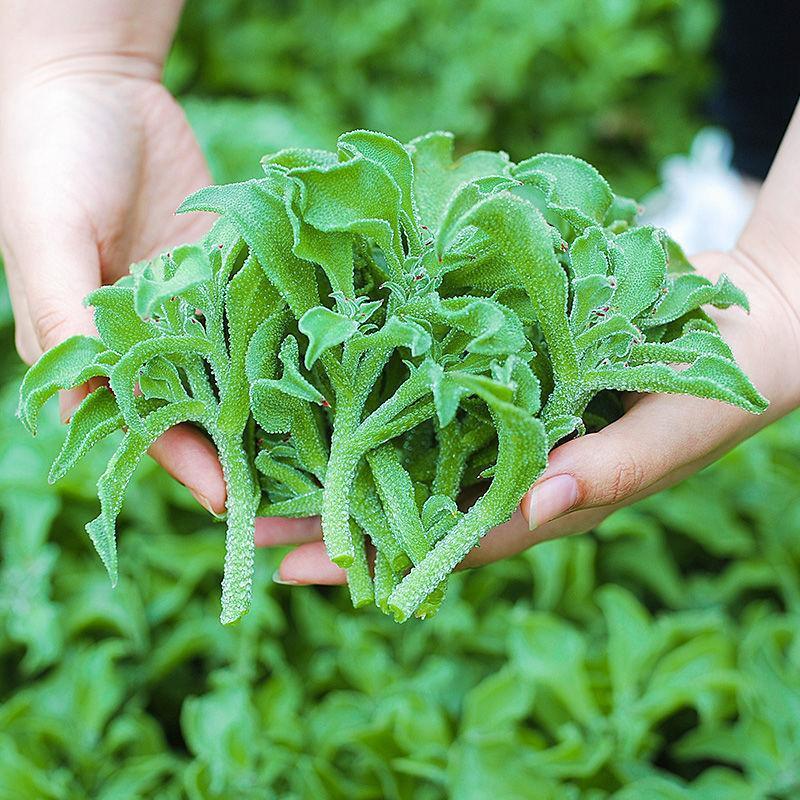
left=362, top=399, right=435, bottom=449
left=321, top=399, right=361, bottom=567
left=345, top=521, right=374, bottom=608
left=388, top=403, right=547, bottom=621
left=216, top=431, right=260, bottom=624
left=433, top=421, right=464, bottom=499
left=357, top=367, right=431, bottom=441
left=542, top=381, right=592, bottom=446
left=388, top=489, right=514, bottom=622
left=367, top=444, right=429, bottom=563
left=351, top=470, right=409, bottom=571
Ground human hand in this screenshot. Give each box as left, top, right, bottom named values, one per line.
left=260, top=245, right=800, bottom=584
left=0, top=2, right=228, bottom=513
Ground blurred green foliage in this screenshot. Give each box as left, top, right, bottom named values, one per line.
left=7, top=1, right=800, bottom=798
left=169, top=0, right=718, bottom=197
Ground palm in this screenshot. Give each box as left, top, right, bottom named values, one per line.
left=7, top=76, right=213, bottom=286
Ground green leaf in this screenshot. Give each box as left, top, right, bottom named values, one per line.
left=575, top=314, right=640, bottom=354
left=258, top=336, right=326, bottom=405
left=610, top=226, right=667, bottom=319
left=338, top=129, right=419, bottom=242
left=512, top=153, right=613, bottom=230
left=18, top=335, right=110, bottom=433
left=132, top=244, right=213, bottom=318
left=180, top=179, right=321, bottom=317
left=438, top=296, right=526, bottom=355
left=389, top=374, right=547, bottom=620
left=286, top=151, right=405, bottom=284
left=587, top=356, right=768, bottom=414
left=645, top=273, right=749, bottom=328
left=257, top=490, right=323, bottom=518
left=86, top=400, right=207, bottom=584
left=351, top=468, right=409, bottom=571
left=245, top=310, right=289, bottom=382
left=569, top=226, right=610, bottom=279
left=298, top=307, right=359, bottom=369
left=349, top=316, right=432, bottom=359
left=628, top=328, right=734, bottom=366
left=459, top=192, right=579, bottom=382
left=570, top=274, right=615, bottom=332
left=48, top=387, right=123, bottom=483
left=408, top=130, right=511, bottom=234
left=109, top=335, right=215, bottom=435
left=138, top=356, right=189, bottom=403
left=218, top=256, right=282, bottom=433
left=86, top=285, right=157, bottom=353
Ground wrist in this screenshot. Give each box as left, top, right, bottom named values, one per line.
left=735, top=222, right=800, bottom=324
left=0, top=0, right=184, bottom=87
left=734, top=104, right=800, bottom=325
left=727, top=245, right=800, bottom=414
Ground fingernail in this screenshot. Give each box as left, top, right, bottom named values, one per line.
left=189, top=489, right=216, bottom=515
left=527, top=475, right=578, bottom=531
left=272, top=570, right=299, bottom=586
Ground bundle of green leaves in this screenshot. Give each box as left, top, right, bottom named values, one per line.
left=17, top=130, right=766, bottom=625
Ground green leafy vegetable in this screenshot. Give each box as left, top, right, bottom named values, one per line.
left=18, top=130, right=766, bottom=624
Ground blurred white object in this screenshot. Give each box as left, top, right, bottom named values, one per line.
left=641, top=128, right=758, bottom=254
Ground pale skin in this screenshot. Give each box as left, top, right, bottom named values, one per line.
left=1, top=2, right=799, bottom=586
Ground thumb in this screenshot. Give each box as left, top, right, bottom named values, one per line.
left=521, top=392, right=750, bottom=531
left=12, top=226, right=101, bottom=419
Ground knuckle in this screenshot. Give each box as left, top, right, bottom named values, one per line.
left=606, top=450, right=645, bottom=505
left=32, top=302, right=72, bottom=351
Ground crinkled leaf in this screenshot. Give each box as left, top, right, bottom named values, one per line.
left=109, top=335, right=214, bottom=435
left=409, top=130, right=511, bottom=234
left=18, top=336, right=110, bottom=433
left=646, top=273, right=749, bottom=328
left=86, top=285, right=157, bottom=353
left=587, top=356, right=767, bottom=414
left=610, top=226, right=667, bottom=320
left=460, top=192, right=579, bottom=381
left=259, top=336, right=325, bottom=405
left=218, top=256, right=281, bottom=432
left=287, top=152, right=404, bottom=283
left=48, top=387, right=123, bottom=483
left=338, top=129, right=418, bottom=241
left=298, top=307, right=359, bottom=369
left=179, top=179, right=320, bottom=316
left=512, top=153, right=613, bottom=230
left=349, top=316, right=432, bottom=359
left=569, top=226, right=609, bottom=279
left=86, top=400, right=207, bottom=583
left=132, top=244, right=213, bottom=318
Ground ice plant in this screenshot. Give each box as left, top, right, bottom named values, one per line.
left=18, top=130, right=767, bottom=624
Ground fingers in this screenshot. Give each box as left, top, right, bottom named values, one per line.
left=148, top=423, right=227, bottom=515
left=521, top=391, right=753, bottom=533
left=275, top=542, right=347, bottom=586
left=255, top=516, right=322, bottom=547
left=5, top=215, right=102, bottom=421
left=10, top=226, right=100, bottom=358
